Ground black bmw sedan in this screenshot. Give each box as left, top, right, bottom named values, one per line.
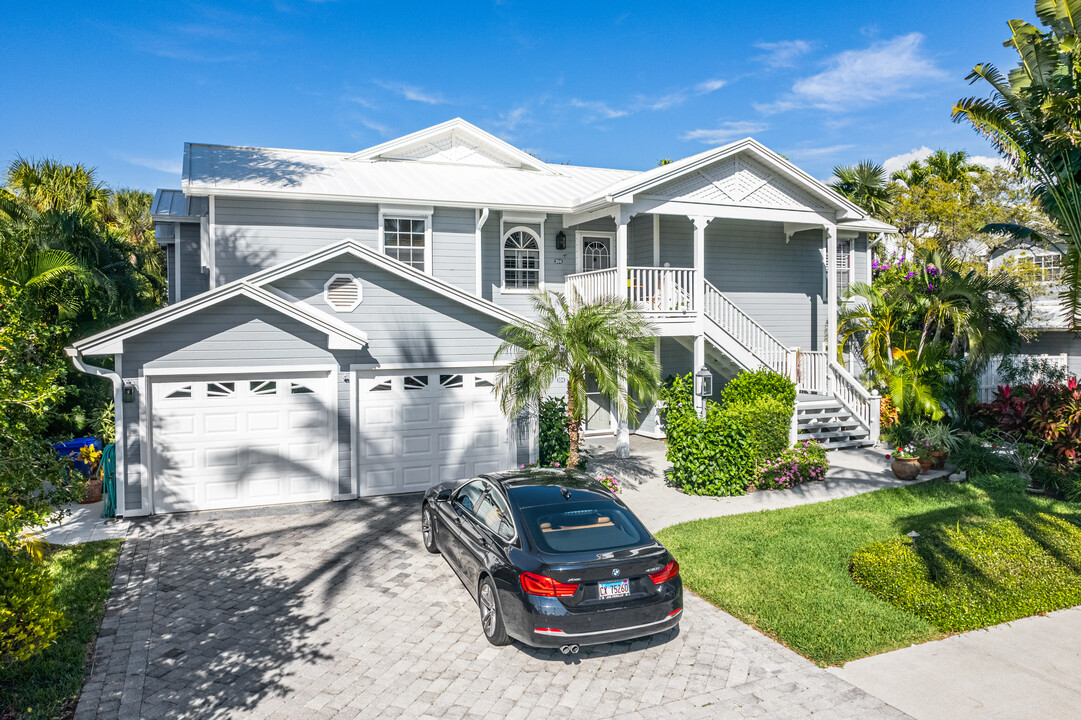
left=421, top=468, right=682, bottom=653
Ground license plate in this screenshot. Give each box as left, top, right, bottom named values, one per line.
left=598, top=579, right=629, bottom=599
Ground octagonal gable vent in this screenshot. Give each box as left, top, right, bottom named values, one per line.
left=323, top=274, right=363, bottom=312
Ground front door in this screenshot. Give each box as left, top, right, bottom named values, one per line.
left=580, top=236, right=612, bottom=271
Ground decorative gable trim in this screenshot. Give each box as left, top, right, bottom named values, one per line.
left=347, top=118, right=555, bottom=174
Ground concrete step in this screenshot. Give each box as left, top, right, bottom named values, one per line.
left=797, top=418, right=862, bottom=431
left=796, top=400, right=845, bottom=411
left=798, top=428, right=869, bottom=441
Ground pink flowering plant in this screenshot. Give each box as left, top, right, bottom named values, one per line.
left=754, top=440, right=829, bottom=491
left=597, top=475, right=620, bottom=494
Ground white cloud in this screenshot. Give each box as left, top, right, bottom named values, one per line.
left=570, top=99, right=629, bottom=121
left=754, top=40, right=813, bottom=68
left=374, top=80, right=447, bottom=105
left=680, top=121, right=768, bottom=145
left=756, top=33, right=946, bottom=114
left=696, top=78, right=727, bottom=93
left=882, top=146, right=934, bottom=175
left=122, top=156, right=182, bottom=175
left=357, top=117, right=391, bottom=136
left=882, top=146, right=1009, bottom=175
left=782, top=144, right=855, bottom=160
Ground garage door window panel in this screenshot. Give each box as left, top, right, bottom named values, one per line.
left=207, top=382, right=235, bottom=398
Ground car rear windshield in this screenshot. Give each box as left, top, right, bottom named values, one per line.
left=520, top=501, right=649, bottom=554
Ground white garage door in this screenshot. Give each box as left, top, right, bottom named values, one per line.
left=150, top=373, right=335, bottom=513
left=357, top=371, right=514, bottom=496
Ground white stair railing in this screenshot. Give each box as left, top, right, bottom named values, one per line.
left=702, top=281, right=789, bottom=375
left=828, top=360, right=880, bottom=442
left=798, top=350, right=828, bottom=394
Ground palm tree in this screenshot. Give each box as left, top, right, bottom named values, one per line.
left=829, top=161, right=895, bottom=218
left=494, top=290, right=661, bottom=468
left=892, top=150, right=987, bottom=187
left=3, top=157, right=109, bottom=216
left=952, top=0, right=1081, bottom=328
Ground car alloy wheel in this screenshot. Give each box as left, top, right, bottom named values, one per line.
left=421, top=506, right=439, bottom=554
left=479, top=578, right=510, bottom=645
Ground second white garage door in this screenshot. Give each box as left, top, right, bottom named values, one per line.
left=150, top=373, right=335, bottom=513
left=356, top=371, right=514, bottom=495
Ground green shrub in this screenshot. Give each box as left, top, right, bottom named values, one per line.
left=755, top=440, right=829, bottom=490
left=659, top=374, right=755, bottom=496
left=721, top=368, right=796, bottom=409
left=0, top=548, right=62, bottom=668
left=850, top=513, right=1081, bottom=633
left=722, top=395, right=791, bottom=466
left=1066, top=472, right=1081, bottom=503
left=950, top=435, right=1011, bottom=475
left=537, top=396, right=587, bottom=470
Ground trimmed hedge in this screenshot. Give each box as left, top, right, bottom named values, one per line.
left=660, top=374, right=755, bottom=496
left=721, top=367, right=797, bottom=409
left=537, top=396, right=588, bottom=470
left=850, top=512, right=1081, bottom=633
left=723, top=395, right=792, bottom=466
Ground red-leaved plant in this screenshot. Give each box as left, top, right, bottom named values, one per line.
left=980, top=379, right=1081, bottom=466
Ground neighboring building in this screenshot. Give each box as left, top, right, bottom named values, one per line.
left=982, top=247, right=1078, bottom=400
left=69, top=119, right=892, bottom=516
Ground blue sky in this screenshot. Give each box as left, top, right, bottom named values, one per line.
left=1, top=1, right=1031, bottom=191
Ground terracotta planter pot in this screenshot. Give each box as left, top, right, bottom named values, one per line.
left=891, top=458, right=921, bottom=481
left=80, top=478, right=103, bottom=504
left=917, top=457, right=933, bottom=474
left=930, top=450, right=948, bottom=470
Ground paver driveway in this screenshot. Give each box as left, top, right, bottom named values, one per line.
left=76, top=497, right=909, bottom=720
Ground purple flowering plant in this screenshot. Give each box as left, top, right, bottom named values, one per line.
left=754, top=440, right=829, bottom=491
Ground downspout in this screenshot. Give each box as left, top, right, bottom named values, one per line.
left=475, top=207, right=490, bottom=297
left=66, top=348, right=125, bottom=515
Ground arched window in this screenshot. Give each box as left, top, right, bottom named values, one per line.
left=583, top=240, right=610, bottom=271
left=503, top=228, right=541, bottom=290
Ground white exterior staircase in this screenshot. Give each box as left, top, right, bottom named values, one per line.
left=566, top=269, right=881, bottom=449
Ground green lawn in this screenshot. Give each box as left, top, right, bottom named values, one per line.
left=656, top=479, right=1081, bottom=666
left=0, top=540, right=122, bottom=720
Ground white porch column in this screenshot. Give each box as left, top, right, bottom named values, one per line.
left=615, top=207, right=629, bottom=297
left=474, top=207, right=489, bottom=297
left=614, top=207, right=631, bottom=457
left=691, top=216, right=709, bottom=418
left=826, top=221, right=838, bottom=369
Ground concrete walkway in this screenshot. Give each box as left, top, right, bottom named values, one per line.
left=40, top=500, right=130, bottom=545
left=585, top=435, right=945, bottom=531
left=829, top=606, right=1081, bottom=720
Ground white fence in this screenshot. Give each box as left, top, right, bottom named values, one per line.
left=797, top=350, right=828, bottom=394
left=978, top=353, right=1070, bottom=403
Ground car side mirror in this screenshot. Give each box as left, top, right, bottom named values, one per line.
left=436, top=489, right=451, bottom=502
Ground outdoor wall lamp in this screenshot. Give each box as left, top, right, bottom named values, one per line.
left=555, top=230, right=567, bottom=250
left=122, top=381, right=136, bottom=403
left=694, top=366, right=713, bottom=398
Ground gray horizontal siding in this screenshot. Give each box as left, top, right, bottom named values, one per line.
left=337, top=375, right=351, bottom=496
left=178, top=222, right=208, bottom=301
left=271, top=257, right=509, bottom=366
left=214, top=197, right=379, bottom=285
left=123, top=296, right=343, bottom=371
left=705, top=220, right=825, bottom=350
left=659, top=216, right=693, bottom=268
left=432, top=207, right=476, bottom=292
left=628, top=214, right=653, bottom=266
left=851, top=234, right=868, bottom=289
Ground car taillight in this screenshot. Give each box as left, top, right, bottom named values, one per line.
left=650, top=560, right=679, bottom=584
left=520, top=571, right=579, bottom=597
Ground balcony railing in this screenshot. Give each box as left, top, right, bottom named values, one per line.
left=797, top=350, right=828, bottom=394
left=566, top=267, right=695, bottom=314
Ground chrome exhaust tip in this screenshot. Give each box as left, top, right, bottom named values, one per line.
left=568, top=644, right=580, bottom=654
left=559, top=645, right=571, bottom=655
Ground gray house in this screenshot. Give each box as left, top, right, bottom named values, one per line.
left=69, top=119, right=892, bottom=516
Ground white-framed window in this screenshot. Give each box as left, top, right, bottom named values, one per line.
left=1031, top=252, right=1063, bottom=284
left=837, top=239, right=851, bottom=296
left=378, top=205, right=433, bottom=273
left=503, top=227, right=542, bottom=291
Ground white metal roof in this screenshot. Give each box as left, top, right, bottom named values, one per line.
left=183, top=142, right=635, bottom=212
